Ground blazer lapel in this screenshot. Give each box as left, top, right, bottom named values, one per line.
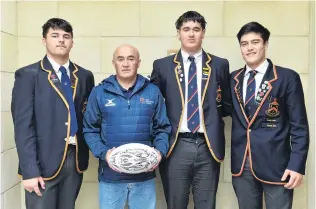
left=201, top=51, right=212, bottom=105
left=40, top=56, right=69, bottom=109
left=249, top=59, right=278, bottom=126
left=233, top=67, right=249, bottom=125
left=69, top=61, right=79, bottom=100
left=173, top=51, right=185, bottom=107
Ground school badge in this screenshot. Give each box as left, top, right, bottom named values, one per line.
left=265, top=98, right=280, bottom=117
left=255, top=81, right=270, bottom=104
left=50, top=74, right=59, bottom=83
left=202, top=67, right=209, bottom=79
left=71, top=78, right=76, bottom=88
left=177, top=66, right=184, bottom=82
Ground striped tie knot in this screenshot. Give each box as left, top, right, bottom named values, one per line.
left=249, top=70, right=258, bottom=77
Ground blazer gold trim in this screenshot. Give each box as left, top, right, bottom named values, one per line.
left=167, top=53, right=184, bottom=157
left=40, top=60, right=84, bottom=179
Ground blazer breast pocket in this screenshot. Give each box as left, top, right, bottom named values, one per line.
left=261, top=95, right=283, bottom=128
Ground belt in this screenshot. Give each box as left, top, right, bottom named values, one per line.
left=178, top=132, right=205, bottom=139
left=67, top=144, right=76, bottom=149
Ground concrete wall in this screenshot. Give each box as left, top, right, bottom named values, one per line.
left=0, top=1, right=313, bottom=209
left=1, top=1, right=21, bottom=209
left=307, top=1, right=315, bottom=209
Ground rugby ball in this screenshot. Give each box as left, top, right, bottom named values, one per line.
left=108, top=143, right=159, bottom=174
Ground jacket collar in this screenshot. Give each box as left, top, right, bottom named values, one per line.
left=102, top=74, right=149, bottom=97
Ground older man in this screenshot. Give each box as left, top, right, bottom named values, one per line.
left=83, top=44, right=171, bottom=209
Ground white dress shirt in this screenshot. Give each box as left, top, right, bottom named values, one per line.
left=47, top=56, right=76, bottom=145
left=179, top=49, right=205, bottom=133
left=47, top=56, right=70, bottom=80
left=242, top=59, right=269, bottom=103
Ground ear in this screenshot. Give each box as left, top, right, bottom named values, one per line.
left=202, top=29, right=206, bottom=39
left=42, top=37, right=46, bottom=47
left=70, top=39, right=74, bottom=49
left=177, top=29, right=180, bottom=40
left=265, top=41, right=269, bottom=51
left=137, top=59, right=141, bottom=68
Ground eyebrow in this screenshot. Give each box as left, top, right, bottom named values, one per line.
left=241, top=39, right=261, bottom=43
left=117, top=55, right=135, bottom=58
left=182, top=26, right=201, bottom=30
left=50, top=33, right=71, bottom=37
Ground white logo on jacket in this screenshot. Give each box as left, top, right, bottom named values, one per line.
left=145, top=99, right=154, bottom=105
left=105, top=99, right=116, bottom=107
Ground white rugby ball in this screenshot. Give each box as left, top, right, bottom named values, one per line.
left=108, top=143, right=159, bottom=174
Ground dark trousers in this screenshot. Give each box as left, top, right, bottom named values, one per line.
left=159, top=135, right=220, bottom=209
left=25, top=146, right=83, bottom=209
left=232, top=169, right=293, bottom=209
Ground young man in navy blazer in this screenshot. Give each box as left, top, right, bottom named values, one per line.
left=230, top=22, right=309, bottom=209
left=11, top=18, right=94, bottom=209
left=151, top=11, right=231, bottom=209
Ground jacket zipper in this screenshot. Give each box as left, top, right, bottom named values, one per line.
left=128, top=99, right=130, bottom=109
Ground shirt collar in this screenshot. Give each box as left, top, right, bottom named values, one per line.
left=47, top=56, right=70, bottom=73
left=115, top=75, right=137, bottom=92
left=181, top=49, right=203, bottom=64
left=245, top=59, right=269, bottom=76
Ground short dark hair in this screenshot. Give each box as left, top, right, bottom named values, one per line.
left=237, top=22, right=270, bottom=43
left=42, top=18, right=73, bottom=38
left=175, top=11, right=207, bottom=30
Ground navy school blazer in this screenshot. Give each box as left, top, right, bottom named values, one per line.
left=230, top=59, right=309, bottom=184
left=11, top=56, right=94, bottom=180
left=151, top=49, right=232, bottom=162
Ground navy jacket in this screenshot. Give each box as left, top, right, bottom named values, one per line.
left=151, top=50, right=231, bottom=162
left=83, top=75, right=171, bottom=182
left=230, top=59, right=309, bottom=184
left=11, top=56, right=94, bottom=180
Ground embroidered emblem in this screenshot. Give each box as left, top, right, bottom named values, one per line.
left=71, top=78, right=76, bottom=88
left=265, top=98, right=280, bottom=117
left=105, top=99, right=116, bottom=107
left=140, top=97, right=144, bottom=104
left=216, top=86, right=222, bottom=103
left=50, top=74, right=59, bottom=83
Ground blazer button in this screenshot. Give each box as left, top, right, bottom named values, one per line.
left=248, top=129, right=251, bottom=132
left=65, top=122, right=68, bottom=126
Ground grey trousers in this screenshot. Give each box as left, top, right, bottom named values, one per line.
left=25, top=146, right=83, bottom=209
left=232, top=168, right=293, bottom=209
left=159, top=136, right=220, bottom=209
